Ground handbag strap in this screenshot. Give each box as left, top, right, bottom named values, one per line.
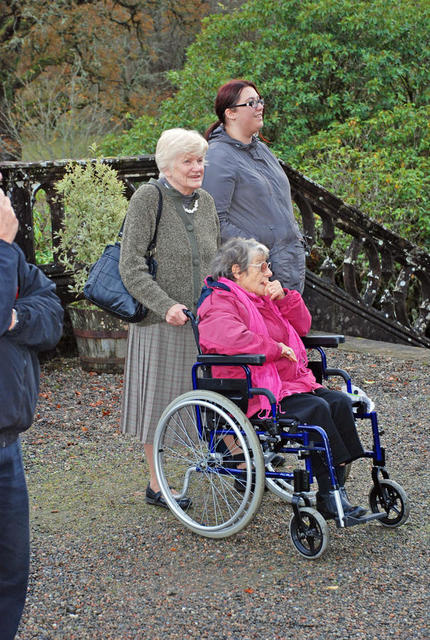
left=145, top=184, right=163, bottom=257
left=118, top=184, right=163, bottom=257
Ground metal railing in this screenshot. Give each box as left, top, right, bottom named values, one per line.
left=1, top=155, right=428, bottom=348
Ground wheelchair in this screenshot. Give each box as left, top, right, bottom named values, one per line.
left=153, top=312, right=410, bottom=559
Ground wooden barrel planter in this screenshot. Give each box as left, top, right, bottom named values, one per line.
left=68, top=304, right=128, bottom=373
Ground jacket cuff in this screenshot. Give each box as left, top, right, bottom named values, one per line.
left=153, top=297, right=181, bottom=322
left=275, top=289, right=295, bottom=305
left=266, top=339, right=283, bottom=361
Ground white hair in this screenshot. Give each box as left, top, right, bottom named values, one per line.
left=155, top=128, right=208, bottom=175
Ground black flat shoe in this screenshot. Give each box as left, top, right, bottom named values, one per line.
left=145, top=484, right=192, bottom=510
left=222, top=453, right=246, bottom=469
left=316, top=491, right=367, bottom=520
left=234, top=476, right=255, bottom=493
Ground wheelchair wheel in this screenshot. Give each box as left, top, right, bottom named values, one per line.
left=289, top=507, right=329, bottom=560
left=368, top=479, right=410, bottom=527
left=153, top=390, right=265, bottom=539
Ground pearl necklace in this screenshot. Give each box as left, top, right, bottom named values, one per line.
left=183, top=198, right=199, bottom=214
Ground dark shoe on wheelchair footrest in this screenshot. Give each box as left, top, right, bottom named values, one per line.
left=339, top=487, right=367, bottom=518
left=145, top=484, right=192, bottom=510
left=316, top=491, right=367, bottom=520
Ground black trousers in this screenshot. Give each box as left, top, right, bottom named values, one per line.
left=279, top=388, right=364, bottom=475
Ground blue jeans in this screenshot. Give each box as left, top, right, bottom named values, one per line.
left=0, top=439, right=29, bottom=640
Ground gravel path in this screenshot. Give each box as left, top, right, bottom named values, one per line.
left=16, top=348, right=429, bottom=640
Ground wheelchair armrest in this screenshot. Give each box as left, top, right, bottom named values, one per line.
left=249, top=387, right=277, bottom=405
left=196, top=354, right=266, bottom=366
left=301, top=335, right=345, bottom=349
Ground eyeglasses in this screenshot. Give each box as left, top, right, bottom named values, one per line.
left=229, top=98, right=265, bottom=109
left=248, top=260, right=271, bottom=272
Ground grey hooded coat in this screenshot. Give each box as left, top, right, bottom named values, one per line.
left=202, top=126, right=306, bottom=293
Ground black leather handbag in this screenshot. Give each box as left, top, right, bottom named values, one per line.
left=83, top=184, right=162, bottom=322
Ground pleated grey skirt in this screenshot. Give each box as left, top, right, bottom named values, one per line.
left=120, top=321, right=197, bottom=444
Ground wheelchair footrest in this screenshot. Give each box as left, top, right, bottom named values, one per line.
left=342, top=512, right=386, bottom=528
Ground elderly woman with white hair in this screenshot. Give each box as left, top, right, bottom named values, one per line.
left=119, top=128, right=220, bottom=508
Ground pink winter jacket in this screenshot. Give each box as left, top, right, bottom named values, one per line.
left=198, top=281, right=322, bottom=416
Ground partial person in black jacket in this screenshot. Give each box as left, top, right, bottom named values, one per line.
left=0, top=178, right=63, bottom=640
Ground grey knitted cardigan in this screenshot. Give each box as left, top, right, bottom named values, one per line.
left=119, top=178, right=220, bottom=326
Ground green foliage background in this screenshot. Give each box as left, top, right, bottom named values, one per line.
left=54, top=158, right=128, bottom=293
left=292, top=104, right=430, bottom=248
left=101, top=0, right=430, bottom=250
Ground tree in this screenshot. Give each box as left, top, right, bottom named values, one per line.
left=0, top=0, right=37, bottom=158
left=2, top=61, right=114, bottom=160
left=100, top=0, right=429, bottom=247
left=291, top=104, right=430, bottom=250
left=1, top=0, right=244, bottom=160
left=102, top=0, right=429, bottom=155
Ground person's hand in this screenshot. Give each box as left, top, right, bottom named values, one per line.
left=0, top=184, right=18, bottom=244
left=265, top=280, right=285, bottom=300
left=278, top=342, right=297, bottom=362
left=165, top=303, right=189, bottom=326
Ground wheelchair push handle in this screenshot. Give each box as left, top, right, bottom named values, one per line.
left=182, top=309, right=202, bottom=354
left=182, top=308, right=197, bottom=324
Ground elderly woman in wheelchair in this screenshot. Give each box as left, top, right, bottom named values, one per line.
left=197, top=236, right=369, bottom=519
left=152, top=237, right=409, bottom=558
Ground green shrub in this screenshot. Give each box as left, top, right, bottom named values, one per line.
left=291, top=104, right=430, bottom=250
left=54, top=156, right=128, bottom=294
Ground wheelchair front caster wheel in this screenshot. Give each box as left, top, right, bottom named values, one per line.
left=368, top=479, right=410, bottom=527
left=289, top=507, right=329, bottom=559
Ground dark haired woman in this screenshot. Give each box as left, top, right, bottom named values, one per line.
left=203, top=79, right=306, bottom=293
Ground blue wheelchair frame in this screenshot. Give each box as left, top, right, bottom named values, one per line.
left=189, top=329, right=390, bottom=529
left=150, top=311, right=409, bottom=557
